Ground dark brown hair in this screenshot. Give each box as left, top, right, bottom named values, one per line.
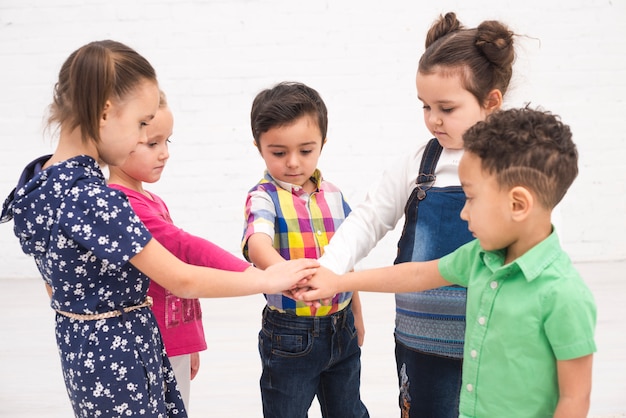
left=463, top=107, right=578, bottom=209
left=419, top=12, right=516, bottom=105
left=251, top=81, right=328, bottom=148
left=48, top=40, right=157, bottom=143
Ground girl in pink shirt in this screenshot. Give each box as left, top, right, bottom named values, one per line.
left=108, top=90, right=250, bottom=411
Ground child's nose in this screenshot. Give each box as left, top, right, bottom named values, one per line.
left=286, top=153, right=298, bottom=167
left=460, top=202, right=469, bottom=221
left=429, top=112, right=442, bottom=126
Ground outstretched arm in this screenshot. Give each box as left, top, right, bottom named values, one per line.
left=109, top=186, right=250, bottom=271
left=297, top=260, right=449, bottom=301
left=131, top=238, right=318, bottom=299
left=319, top=154, right=414, bottom=274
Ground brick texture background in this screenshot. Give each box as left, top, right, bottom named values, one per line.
left=1, top=0, right=625, bottom=278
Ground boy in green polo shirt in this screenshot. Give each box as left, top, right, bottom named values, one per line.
left=297, top=107, right=597, bottom=418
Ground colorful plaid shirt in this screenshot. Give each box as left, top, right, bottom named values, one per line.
left=242, top=169, right=352, bottom=316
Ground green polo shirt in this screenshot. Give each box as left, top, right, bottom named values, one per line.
left=439, top=229, right=596, bottom=417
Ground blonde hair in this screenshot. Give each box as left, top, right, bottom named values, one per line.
left=158, top=89, right=168, bottom=108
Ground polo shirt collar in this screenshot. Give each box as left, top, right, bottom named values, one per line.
left=263, top=169, right=323, bottom=194
left=480, top=226, right=562, bottom=283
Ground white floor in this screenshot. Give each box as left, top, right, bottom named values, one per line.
left=0, top=261, right=624, bottom=417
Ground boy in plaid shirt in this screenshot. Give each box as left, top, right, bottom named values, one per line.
left=242, top=81, right=368, bottom=418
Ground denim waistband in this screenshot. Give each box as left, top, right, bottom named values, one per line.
left=262, top=302, right=352, bottom=330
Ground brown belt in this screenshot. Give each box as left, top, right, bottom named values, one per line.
left=55, top=296, right=153, bottom=321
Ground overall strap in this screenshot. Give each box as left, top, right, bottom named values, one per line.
left=415, top=138, right=443, bottom=200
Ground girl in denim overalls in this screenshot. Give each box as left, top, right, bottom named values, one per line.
left=318, top=12, right=518, bottom=417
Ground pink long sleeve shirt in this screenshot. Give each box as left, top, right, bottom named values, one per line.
left=109, top=184, right=250, bottom=356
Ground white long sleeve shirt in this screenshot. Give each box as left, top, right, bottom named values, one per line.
left=319, top=140, right=464, bottom=274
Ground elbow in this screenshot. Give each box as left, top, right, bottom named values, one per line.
left=165, top=275, right=196, bottom=299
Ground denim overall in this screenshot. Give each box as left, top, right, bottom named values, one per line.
left=393, top=138, right=474, bottom=418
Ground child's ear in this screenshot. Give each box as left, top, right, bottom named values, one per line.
left=509, top=186, right=533, bottom=221
left=100, top=100, right=112, bottom=125
left=485, top=89, right=503, bottom=112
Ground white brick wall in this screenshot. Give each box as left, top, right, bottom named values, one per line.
left=1, top=0, right=625, bottom=278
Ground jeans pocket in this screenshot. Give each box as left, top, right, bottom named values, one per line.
left=261, top=325, right=313, bottom=358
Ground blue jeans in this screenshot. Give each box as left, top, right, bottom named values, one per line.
left=259, top=304, right=369, bottom=418
left=395, top=339, right=462, bottom=418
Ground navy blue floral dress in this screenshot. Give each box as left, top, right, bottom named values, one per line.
left=1, top=155, right=187, bottom=417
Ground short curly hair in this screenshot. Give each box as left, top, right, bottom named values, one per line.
left=462, top=107, right=578, bottom=209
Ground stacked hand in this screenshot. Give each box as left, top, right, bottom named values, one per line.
left=282, top=266, right=340, bottom=306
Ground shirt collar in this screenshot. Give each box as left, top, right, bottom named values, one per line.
left=263, top=169, right=323, bottom=194
left=480, top=226, right=562, bottom=283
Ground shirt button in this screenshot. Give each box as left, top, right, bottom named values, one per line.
left=478, top=316, right=486, bottom=325
left=466, top=384, right=474, bottom=392
left=470, top=349, right=477, bottom=358
left=316, top=230, right=322, bottom=235
left=490, top=281, right=498, bottom=289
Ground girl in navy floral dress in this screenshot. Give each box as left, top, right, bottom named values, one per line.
left=0, top=40, right=318, bottom=418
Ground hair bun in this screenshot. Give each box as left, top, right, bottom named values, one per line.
left=425, top=12, right=463, bottom=49
left=475, top=21, right=515, bottom=69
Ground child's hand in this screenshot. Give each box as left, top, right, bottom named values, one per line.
left=281, top=285, right=310, bottom=301
left=293, top=266, right=340, bottom=302
left=263, top=258, right=319, bottom=294
left=283, top=292, right=332, bottom=308
left=190, top=352, right=200, bottom=380
left=319, top=297, right=333, bottom=305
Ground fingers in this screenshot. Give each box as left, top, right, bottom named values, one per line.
left=286, top=259, right=319, bottom=281
left=293, top=287, right=322, bottom=302
left=282, top=287, right=310, bottom=300
left=358, top=331, right=365, bottom=347
left=297, top=258, right=320, bottom=269
left=296, top=268, right=318, bottom=279
left=190, top=352, right=200, bottom=380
